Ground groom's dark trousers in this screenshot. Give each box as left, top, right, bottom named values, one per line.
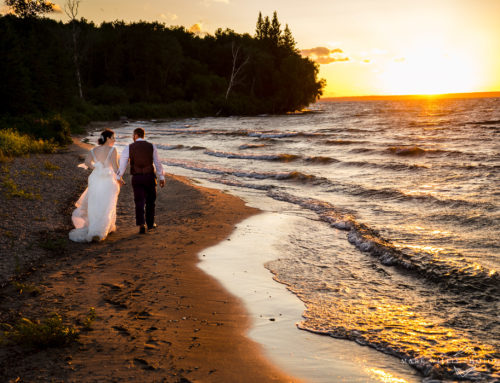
left=131, top=173, right=156, bottom=227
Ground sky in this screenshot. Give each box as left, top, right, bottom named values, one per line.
left=6, top=0, right=500, bottom=97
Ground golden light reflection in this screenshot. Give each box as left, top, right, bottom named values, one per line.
left=407, top=226, right=450, bottom=236
left=402, top=244, right=445, bottom=255
left=403, top=189, right=440, bottom=197
left=366, top=368, right=409, bottom=383
left=301, top=298, right=498, bottom=377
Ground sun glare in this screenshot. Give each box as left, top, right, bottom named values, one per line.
left=378, top=42, right=479, bottom=96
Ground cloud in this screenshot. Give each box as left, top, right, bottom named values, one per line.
left=301, top=47, right=336, bottom=56
left=188, top=23, right=203, bottom=34
left=160, top=12, right=178, bottom=21
left=51, top=3, right=63, bottom=13
left=300, top=46, right=349, bottom=65
left=0, top=5, right=14, bottom=15
left=316, top=56, right=350, bottom=64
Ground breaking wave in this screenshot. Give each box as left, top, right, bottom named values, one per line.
left=204, top=150, right=300, bottom=162
left=163, top=159, right=327, bottom=184
left=266, top=191, right=500, bottom=294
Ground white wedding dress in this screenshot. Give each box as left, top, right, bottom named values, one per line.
left=69, top=147, right=120, bottom=242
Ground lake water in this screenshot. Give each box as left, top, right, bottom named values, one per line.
left=108, top=97, right=499, bottom=381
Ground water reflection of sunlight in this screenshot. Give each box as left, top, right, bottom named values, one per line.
left=403, top=244, right=445, bottom=255
left=409, top=225, right=451, bottom=236
left=301, top=298, right=497, bottom=378
left=402, top=182, right=441, bottom=198
left=366, top=368, right=409, bottom=383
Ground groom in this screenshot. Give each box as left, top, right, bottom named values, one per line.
left=117, top=127, right=165, bottom=234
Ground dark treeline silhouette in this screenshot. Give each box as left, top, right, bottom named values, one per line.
left=0, top=11, right=324, bottom=143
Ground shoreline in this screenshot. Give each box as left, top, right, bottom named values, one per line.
left=0, top=140, right=297, bottom=382
left=198, top=212, right=422, bottom=383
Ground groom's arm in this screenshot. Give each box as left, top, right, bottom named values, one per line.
left=116, top=145, right=130, bottom=180
left=152, top=144, right=165, bottom=180
left=152, top=144, right=165, bottom=187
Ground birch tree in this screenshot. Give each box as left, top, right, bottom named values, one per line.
left=224, top=41, right=249, bottom=101
left=64, top=0, right=83, bottom=99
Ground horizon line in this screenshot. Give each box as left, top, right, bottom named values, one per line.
left=320, top=91, right=500, bottom=101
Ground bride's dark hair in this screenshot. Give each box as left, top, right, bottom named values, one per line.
left=98, top=129, right=114, bottom=145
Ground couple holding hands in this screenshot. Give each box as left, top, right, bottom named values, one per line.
left=69, top=127, right=165, bottom=242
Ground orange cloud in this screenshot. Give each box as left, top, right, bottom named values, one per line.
left=300, top=46, right=349, bottom=64
left=316, top=56, right=350, bottom=64
left=188, top=23, right=202, bottom=34
left=51, top=3, right=63, bottom=13
left=301, top=47, right=343, bottom=56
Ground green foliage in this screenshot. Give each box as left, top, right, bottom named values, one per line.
left=31, top=115, right=72, bottom=145
left=0, top=11, right=324, bottom=132
left=12, top=281, right=41, bottom=296
left=44, top=160, right=60, bottom=171
left=80, top=307, right=97, bottom=331
left=1, top=171, right=41, bottom=200
left=2, top=178, right=39, bottom=199
left=0, top=129, right=57, bottom=158
left=0, top=313, right=79, bottom=348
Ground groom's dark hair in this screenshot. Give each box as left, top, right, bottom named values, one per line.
left=134, top=127, right=145, bottom=138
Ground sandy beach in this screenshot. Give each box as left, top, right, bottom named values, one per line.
left=0, top=138, right=297, bottom=382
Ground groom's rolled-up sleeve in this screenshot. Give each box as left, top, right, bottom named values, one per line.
left=116, top=145, right=130, bottom=180
left=152, top=144, right=165, bottom=181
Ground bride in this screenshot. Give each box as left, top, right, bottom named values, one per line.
left=69, top=129, right=121, bottom=242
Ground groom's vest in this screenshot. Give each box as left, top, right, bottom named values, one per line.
left=129, top=141, right=155, bottom=175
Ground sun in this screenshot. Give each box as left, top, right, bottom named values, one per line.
left=378, top=41, right=479, bottom=95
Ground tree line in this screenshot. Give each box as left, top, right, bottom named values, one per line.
left=0, top=9, right=324, bottom=143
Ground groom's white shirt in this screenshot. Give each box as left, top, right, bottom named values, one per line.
left=116, top=138, right=165, bottom=181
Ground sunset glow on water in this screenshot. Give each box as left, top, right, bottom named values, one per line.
left=102, top=95, right=499, bottom=381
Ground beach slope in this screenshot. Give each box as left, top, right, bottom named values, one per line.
left=0, top=140, right=297, bottom=382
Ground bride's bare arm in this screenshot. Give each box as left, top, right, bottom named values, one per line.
left=111, top=148, right=119, bottom=173
left=84, top=151, right=94, bottom=170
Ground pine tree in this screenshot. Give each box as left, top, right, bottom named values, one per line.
left=262, top=16, right=270, bottom=39
left=255, top=11, right=263, bottom=39
left=270, top=11, right=281, bottom=46
left=280, top=24, right=296, bottom=51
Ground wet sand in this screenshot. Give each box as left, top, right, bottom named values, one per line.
left=0, top=139, right=297, bottom=382
left=199, top=212, right=422, bottom=383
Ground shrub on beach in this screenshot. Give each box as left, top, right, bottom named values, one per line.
left=28, top=115, right=72, bottom=145
left=0, top=313, right=79, bottom=348
left=0, top=129, right=57, bottom=159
